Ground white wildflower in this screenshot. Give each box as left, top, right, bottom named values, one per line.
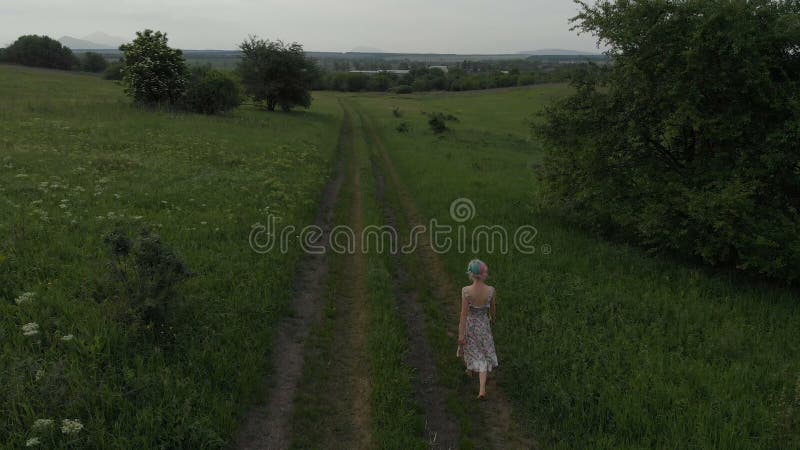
left=22, top=322, right=39, bottom=336
left=25, top=437, right=40, bottom=447
left=61, top=419, right=83, bottom=435
left=15, top=292, right=35, bottom=305
left=32, top=419, right=53, bottom=430
left=35, top=369, right=45, bottom=381
left=61, top=334, right=74, bottom=341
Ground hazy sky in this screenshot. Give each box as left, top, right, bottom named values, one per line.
left=0, top=0, right=601, bottom=53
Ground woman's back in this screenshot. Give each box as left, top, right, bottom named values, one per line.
left=463, top=284, right=494, bottom=309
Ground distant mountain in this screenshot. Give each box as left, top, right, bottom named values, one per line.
left=349, top=46, right=385, bottom=53
left=518, top=49, right=598, bottom=56
left=58, top=36, right=115, bottom=50
left=82, top=32, right=126, bottom=48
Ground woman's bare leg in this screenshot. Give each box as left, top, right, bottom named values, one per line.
left=478, top=371, right=487, bottom=397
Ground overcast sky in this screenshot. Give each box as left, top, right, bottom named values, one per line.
left=0, top=0, right=601, bottom=53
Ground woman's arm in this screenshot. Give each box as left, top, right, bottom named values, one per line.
left=458, top=289, right=468, bottom=344
left=490, top=290, right=497, bottom=324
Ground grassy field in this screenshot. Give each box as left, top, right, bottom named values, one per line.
left=3, top=64, right=800, bottom=449
left=0, top=65, right=343, bottom=448
left=350, top=88, right=800, bottom=449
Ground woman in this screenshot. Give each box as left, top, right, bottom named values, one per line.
left=458, top=259, right=498, bottom=399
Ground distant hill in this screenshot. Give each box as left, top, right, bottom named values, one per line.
left=518, top=49, right=598, bottom=56
left=349, top=46, right=385, bottom=53
left=58, top=32, right=127, bottom=50
left=82, top=32, right=126, bottom=48
left=58, top=36, right=115, bottom=50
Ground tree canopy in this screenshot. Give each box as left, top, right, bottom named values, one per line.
left=537, top=0, right=800, bottom=281
left=120, top=30, right=189, bottom=106
left=237, top=37, right=317, bottom=111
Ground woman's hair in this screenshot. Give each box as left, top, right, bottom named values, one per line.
left=466, top=259, right=489, bottom=281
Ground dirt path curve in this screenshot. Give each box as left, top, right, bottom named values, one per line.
left=235, top=108, right=348, bottom=450
left=357, top=107, right=461, bottom=448
left=354, top=101, right=536, bottom=450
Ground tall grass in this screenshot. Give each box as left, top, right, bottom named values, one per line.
left=0, top=65, right=342, bottom=448
left=352, top=87, right=800, bottom=449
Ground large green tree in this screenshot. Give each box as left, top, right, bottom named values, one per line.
left=237, top=37, right=317, bottom=111
left=537, top=0, right=800, bottom=280
left=120, top=30, right=188, bottom=106
left=1, top=35, right=77, bottom=70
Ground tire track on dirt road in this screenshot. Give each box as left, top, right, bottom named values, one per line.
left=317, top=102, right=374, bottom=448
left=356, top=105, right=461, bottom=449
left=287, top=102, right=373, bottom=449
left=354, top=100, right=536, bottom=449
left=235, top=106, right=347, bottom=450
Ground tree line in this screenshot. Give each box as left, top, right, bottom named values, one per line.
left=315, top=64, right=583, bottom=93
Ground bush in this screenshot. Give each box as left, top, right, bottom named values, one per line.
left=344, top=73, right=369, bottom=91
left=392, top=107, right=402, bottom=118
left=411, top=78, right=430, bottom=92
left=102, top=228, right=194, bottom=333
left=537, top=0, right=800, bottom=281
left=80, top=52, right=108, bottom=73
left=120, top=30, right=189, bottom=106
left=428, top=113, right=448, bottom=134
left=103, top=61, right=124, bottom=80
left=396, top=122, right=410, bottom=133
left=181, top=66, right=242, bottom=115
left=367, top=72, right=396, bottom=91
left=1, top=35, right=77, bottom=70
left=392, top=84, right=413, bottom=94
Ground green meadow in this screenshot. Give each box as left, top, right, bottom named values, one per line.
left=2, top=65, right=800, bottom=449
left=0, top=65, right=342, bottom=448
left=350, top=89, right=800, bottom=449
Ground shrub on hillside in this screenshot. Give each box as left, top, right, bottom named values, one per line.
left=80, top=51, right=108, bottom=72
left=101, top=228, right=194, bottom=334
left=120, top=30, right=189, bottom=106
left=537, top=0, right=800, bottom=281
left=428, top=113, right=448, bottom=134
left=181, top=66, right=242, bottom=115
left=1, top=35, right=78, bottom=70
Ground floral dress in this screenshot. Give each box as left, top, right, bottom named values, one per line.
left=462, top=286, right=499, bottom=373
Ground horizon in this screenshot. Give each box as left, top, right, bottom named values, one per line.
left=0, top=1, right=601, bottom=54
left=52, top=36, right=603, bottom=56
